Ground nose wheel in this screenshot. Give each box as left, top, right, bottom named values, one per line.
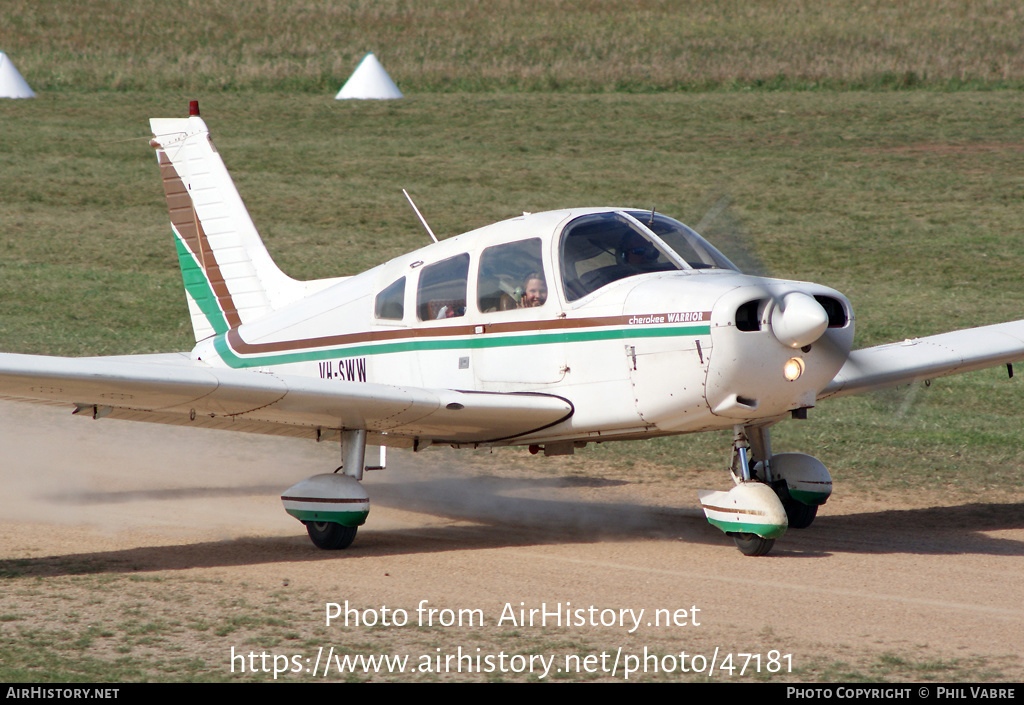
left=703, top=427, right=787, bottom=557
left=701, top=425, right=833, bottom=556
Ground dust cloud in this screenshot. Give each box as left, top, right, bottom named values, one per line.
left=0, top=401, right=333, bottom=536
left=0, top=400, right=694, bottom=544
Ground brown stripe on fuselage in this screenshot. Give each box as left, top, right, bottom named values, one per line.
left=225, top=311, right=711, bottom=356
left=157, top=151, right=242, bottom=329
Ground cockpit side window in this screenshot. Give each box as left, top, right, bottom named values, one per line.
left=417, top=254, right=470, bottom=320
left=559, top=213, right=681, bottom=302
left=374, top=277, right=405, bottom=320
left=478, top=238, right=547, bottom=312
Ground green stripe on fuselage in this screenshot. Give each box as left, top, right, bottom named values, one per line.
left=212, top=324, right=711, bottom=369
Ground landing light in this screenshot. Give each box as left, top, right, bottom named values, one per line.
left=783, top=357, right=805, bottom=382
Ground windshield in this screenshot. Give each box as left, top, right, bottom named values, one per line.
left=559, top=211, right=737, bottom=301
left=625, top=211, right=738, bottom=271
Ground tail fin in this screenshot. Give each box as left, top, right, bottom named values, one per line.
left=150, top=103, right=303, bottom=343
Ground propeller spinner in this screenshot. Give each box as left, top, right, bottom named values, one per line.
left=770, top=292, right=829, bottom=349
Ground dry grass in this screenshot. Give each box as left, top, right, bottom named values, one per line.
left=3, top=0, right=1024, bottom=92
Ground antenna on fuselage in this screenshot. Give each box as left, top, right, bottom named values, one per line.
left=402, top=189, right=439, bottom=244
left=648, top=206, right=656, bottom=226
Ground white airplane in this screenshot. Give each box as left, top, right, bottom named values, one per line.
left=2, top=102, right=1023, bottom=556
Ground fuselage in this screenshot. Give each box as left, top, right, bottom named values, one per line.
left=193, top=208, right=855, bottom=446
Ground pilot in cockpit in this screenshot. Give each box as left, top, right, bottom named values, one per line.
left=618, top=232, right=660, bottom=269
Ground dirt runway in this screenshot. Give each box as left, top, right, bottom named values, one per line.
left=2, top=401, right=1022, bottom=682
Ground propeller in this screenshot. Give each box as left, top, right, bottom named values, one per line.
left=690, top=194, right=829, bottom=349
left=690, top=193, right=928, bottom=418
left=691, top=194, right=768, bottom=277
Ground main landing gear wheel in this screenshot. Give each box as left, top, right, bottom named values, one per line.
left=782, top=496, right=817, bottom=529
left=305, top=521, right=358, bottom=550
left=731, top=533, right=775, bottom=557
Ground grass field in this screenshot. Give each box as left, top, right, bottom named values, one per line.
left=2, top=0, right=1023, bottom=683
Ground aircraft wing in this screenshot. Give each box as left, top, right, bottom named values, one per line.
left=818, top=320, right=1024, bottom=400
left=0, top=352, right=573, bottom=446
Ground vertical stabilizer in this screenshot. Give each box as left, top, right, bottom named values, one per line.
left=150, top=104, right=303, bottom=343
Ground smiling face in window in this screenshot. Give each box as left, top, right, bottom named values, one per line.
left=520, top=275, right=547, bottom=308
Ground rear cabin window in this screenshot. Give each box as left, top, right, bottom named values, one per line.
left=374, top=277, right=405, bottom=320
left=417, top=254, right=470, bottom=320
left=477, top=238, right=547, bottom=312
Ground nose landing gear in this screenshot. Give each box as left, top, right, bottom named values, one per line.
left=699, top=425, right=832, bottom=556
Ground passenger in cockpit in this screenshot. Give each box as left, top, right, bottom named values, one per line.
left=519, top=273, right=548, bottom=308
